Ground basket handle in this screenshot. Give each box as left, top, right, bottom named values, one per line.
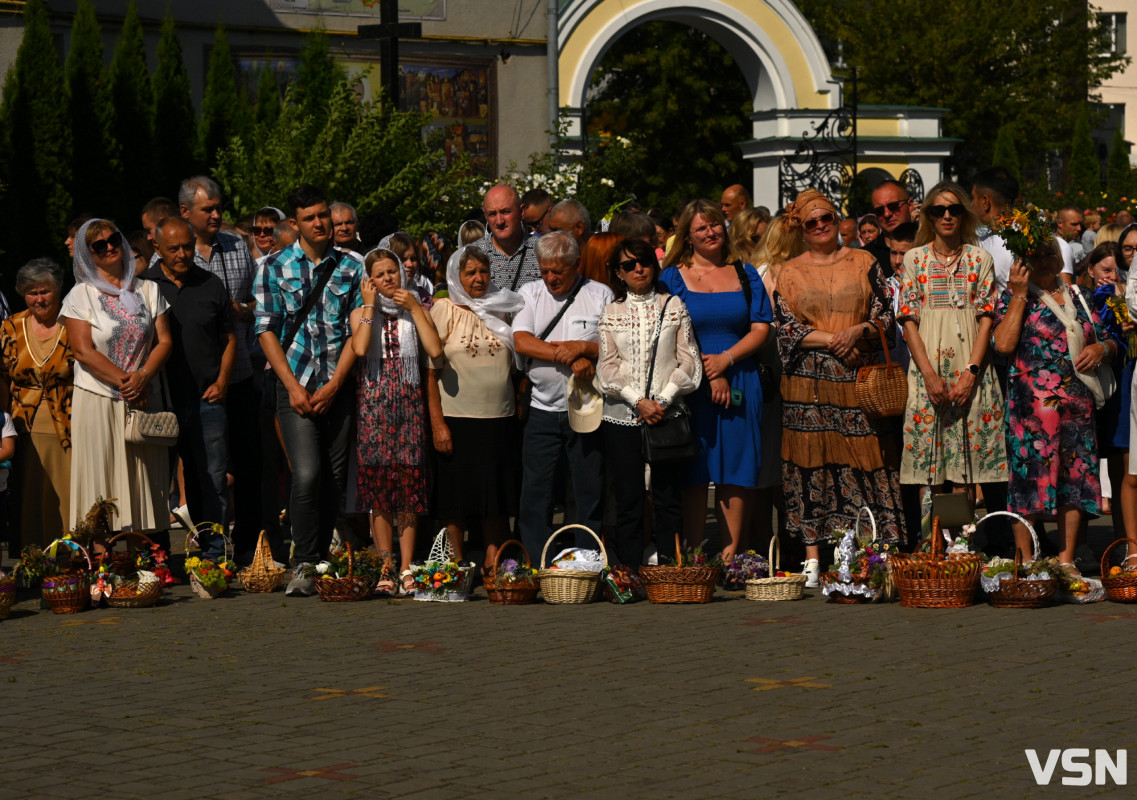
left=185, top=521, right=234, bottom=563
left=46, top=538, right=93, bottom=571
left=1100, top=538, right=1137, bottom=577
left=540, top=524, right=608, bottom=569
left=490, top=539, right=533, bottom=574
left=106, top=531, right=158, bottom=552
left=345, top=541, right=355, bottom=578
left=974, top=511, right=1038, bottom=562
left=871, top=319, right=895, bottom=368
left=767, top=533, right=781, bottom=572
left=854, top=506, right=878, bottom=543
left=250, top=531, right=275, bottom=571
left=673, top=533, right=683, bottom=568
left=930, top=517, right=944, bottom=559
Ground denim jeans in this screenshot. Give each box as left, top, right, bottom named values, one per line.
left=275, top=383, right=353, bottom=565
left=519, top=407, right=604, bottom=561
left=174, top=397, right=229, bottom=561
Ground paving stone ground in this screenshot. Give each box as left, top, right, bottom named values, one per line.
left=2, top=516, right=1136, bottom=799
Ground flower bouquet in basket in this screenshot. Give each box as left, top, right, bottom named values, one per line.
left=601, top=565, right=645, bottom=604
left=410, top=530, right=475, bottom=602
left=15, top=539, right=94, bottom=614
left=303, top=544, right=382, bottom=602
left=722, top=549, right=769, bottom=591
left=483, top=540, right=540, bottom=605
left=185, top=556, right=237, bottom=599
left=820, top=529, right=893, bottom=604
left=94, top=532, right=167, bottom=608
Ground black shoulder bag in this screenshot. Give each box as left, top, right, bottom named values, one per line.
left=515, top=276, right=585, bottom=423
left=734, top=260, right=774, bottom=402
left=261, top=255, right=340, bottom=406
left=640, top=296, right=698, bottom=464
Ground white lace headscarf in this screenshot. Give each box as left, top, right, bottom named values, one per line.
left=73, top=219, right=142, bottom=315
left=446, top=245, right=525, bottom=353
left=362, top=247, right=417, bottom=383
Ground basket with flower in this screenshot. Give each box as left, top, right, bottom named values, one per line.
left=891, top=517, right=984, bottom=608
left=746, top=534, right=808, bottom=601
left=95, top=532, right=165, bottom=608
left=722, top=549, right=769, bottom=591
left=482, top=539, right=540, bottom=605
left=184, top=523, right=238, bottom=599
left=15, top=539, right=94, bottom=614
left=979, top=512, right=1058, bottom=608
left=638, top=534, right=722, bottom=604
left=1100, top=537, right=1137, bottom=603
left=305, top=543, right=381, bottom=602
left=0, top=569, right=15, bottom=620
left=410, top=529, right=476, bottom=602
left=819, top=507, right=893, bottom=604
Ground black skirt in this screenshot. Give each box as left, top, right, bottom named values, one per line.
left=433, top=415, right=520, bottom=518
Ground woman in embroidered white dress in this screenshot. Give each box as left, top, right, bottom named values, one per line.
left=896, top=182, right=1007, bottom=497
left=60, top=219, right=172, bottom=538
left=427, top=246, right=525, bottom=574
left=598, top=238, right=702, bottom=567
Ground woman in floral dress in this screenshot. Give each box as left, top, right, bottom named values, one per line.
left=896, top=182, right=1006, bottom=497
left=351, top=249, right=442, bottom=594
left=992, top=244, right=1122, bottom=569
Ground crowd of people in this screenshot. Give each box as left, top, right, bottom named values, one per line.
left=2, top=166, right=1134, bottom=598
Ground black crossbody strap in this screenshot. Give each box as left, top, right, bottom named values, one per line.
left=509, top=242, right=529, bottom=292
left=281, top=254, right=339, bottom=350
left=644, top=295, right=675, bottom=399
left=523, top=275, right=587, bottom=373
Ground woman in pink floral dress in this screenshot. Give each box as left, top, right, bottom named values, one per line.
left=896, top=182, right=1006, bottom=497
left=351, top=249, right=442, bottom=594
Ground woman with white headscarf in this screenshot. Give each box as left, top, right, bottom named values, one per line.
left=426, top=245, right=526, bottom=573
left=59, top=219, right=173, bottom=538
left=351, top=248, right=442, bottom=595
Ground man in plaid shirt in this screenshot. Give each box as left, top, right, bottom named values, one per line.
left=254, top=184, right=362, bottom=596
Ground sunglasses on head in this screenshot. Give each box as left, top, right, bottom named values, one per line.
left=252, top=226, right=275, bottom=237
left=926, top=203, right=966, bottom=220
left=871, top=200, right=905, bottom=217
left=90, top=232, right=122, bottom=257
left=803, top=212, right=836, bottom=231
left=617, top=258, right=648, bottom=272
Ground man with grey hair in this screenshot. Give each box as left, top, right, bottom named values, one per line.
left=330, top=201, right=362, bottom=254
left=512, top=231, right=613, bottom=561
left=547, top=199, right=592, bottom=248
left=176, top=174, right=262, bottom=565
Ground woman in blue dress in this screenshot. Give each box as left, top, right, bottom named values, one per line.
left=660, top=199, right=772, bottom=560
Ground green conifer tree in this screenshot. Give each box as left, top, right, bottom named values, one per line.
left=108, top=0, right=157, bottom=220
left=0, top=0, right=72, bottom=267
left=200, top=23, right=251, bottom=170
left=66, top=0, right=119, bottom=219
left=292, top=28, right=345, bottom=116
left=1107, top=125, right=1133, bottom=199
left=991, top=124, right=1021, bottom=183
left=153, top=9, right=200, bottom=195
left=1066, top=104, right=1101, bottom=196
left=255, top=67, right=281, bottom=128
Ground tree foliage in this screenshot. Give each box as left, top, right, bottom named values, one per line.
left=585, top=22, right=752, bottom=212
left=991, top=124, right=1020, bottom=184
left=795, top=0, right=1127, bottom=183
left=153, top=8, right=200, bottom=195
left=293, top=28, right=346, bottom=119
left=1066, top=104, right=1100, bottom=195
left=0, top=0, right=72, bottom=268
left=200, top=23, right=251, bottom=171
left=255, top=67, right=281, bottom=128
left=213, top=75, right=482, bottom=237
left=1107, top=126, right=1133, bottom=199
left=66, top=0, right=118, bottom=219
left=108, top=0, right=156, bottom=219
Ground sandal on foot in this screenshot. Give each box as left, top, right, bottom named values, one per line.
left=1122, top=554, right=1137, bottom=573
left=1059, top=562, right=1083, bottom=578
left=374, top=575, right=396, bottom=597
left=399, top=570, right=415, bottom=596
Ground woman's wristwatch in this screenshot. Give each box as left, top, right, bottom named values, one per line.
left=966, top=363, right=980, bottom=375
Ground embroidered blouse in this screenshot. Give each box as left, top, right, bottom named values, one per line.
left=597, top=290, right=702, bottom=426
left=0, top=310, right=75, bottom=450
left=429, top=298, right=515, bottom=418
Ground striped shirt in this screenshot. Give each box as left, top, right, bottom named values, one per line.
left=253, top=241, right=362, bottom=391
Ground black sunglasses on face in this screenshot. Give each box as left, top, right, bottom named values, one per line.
left=618, top=258, right=647, bottom=272
left=252, top=226, right=275, bottom=237
left=871, top=200, right=905, bottom=217
left=803, top=212, right=836, bottom=231
left=926, top=203, right=966, bottom=219
left=90, top=232, right=122, bottom=257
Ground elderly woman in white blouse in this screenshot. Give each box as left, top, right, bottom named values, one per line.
left=598, top=238, right=702, bottom=567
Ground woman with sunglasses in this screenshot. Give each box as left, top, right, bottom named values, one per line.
left=895, top=182, right=1006, bottom=512
left=770, top=189, right=904, bottom=585
left=59, top=219, right=173, bottom=542
left=659, top=199, right=772, bottom=561
left=597, top=238, right=702, bottom=567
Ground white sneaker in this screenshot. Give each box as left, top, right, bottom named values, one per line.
left=643, top=545, right=659, bottom=566
left=802, top=558, right=820, bottom=588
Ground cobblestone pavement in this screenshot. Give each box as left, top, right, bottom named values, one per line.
left=2, top=520, right=1136, bottom=799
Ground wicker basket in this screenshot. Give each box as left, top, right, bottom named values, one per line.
left=819, top=506, right=893, bottom=604
left=0, top=575, right=15, bottom=619
left=1101, top=538, right=1137, bottom=603
left=41, top=539, right=94, bottom=614
left=891, top=517, right=983, bottom=608
left=184, top=524, right=234, bottom=599
left=638, top=533, right=721, bottom=604
left=238, top=531, right=288, bottom=593
left=101, top=532, right=163, bottom=608
left=483, top=539, right=540, bottom=605
left=537, top=524, right=607, bottom=604
left=105, top=531, right=157, bottom=573
left=981, top=512, right=1057, bottom=608
left=313, top=542, right=372, bottom=602
left=854, top=320, right=907, bottom=419
left=412, top=529, right=475, bottom=602
left=746, top=534, right=807, bottom=601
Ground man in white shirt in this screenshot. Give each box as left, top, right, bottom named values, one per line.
left=1056, top=205, right=1085, bottom=264
left=513, top=231, right=614, bottom=560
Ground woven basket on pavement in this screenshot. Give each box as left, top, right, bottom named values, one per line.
left=238, top=531, right=287, bottom=593
left=638, top=534, right=720, bottom=604
left=537, top=525, right=606, bottom=604
left=982, top=512, right=1056, bottom=609
left=892, top=517, right=982, bottom=608
left=1101, top=537, right=1137, bottom=603
left=746, top=534, right=806, bottom=601
left=483, top=539, right=540, bottom=605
